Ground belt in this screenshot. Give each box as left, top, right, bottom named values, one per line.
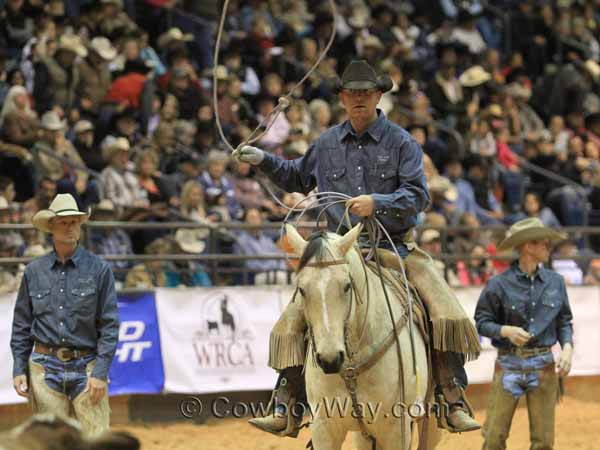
left=34, top=343, right=94, bottom=362
left=498, top=346, right=551, bottom=359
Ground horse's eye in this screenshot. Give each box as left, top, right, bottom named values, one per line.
left=298, top=287, right=306, bottom=296
left=344, top=283, right=351, bottom=293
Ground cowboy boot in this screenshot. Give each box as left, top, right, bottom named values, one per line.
left=248, top=366, right=305, bottom=437
left=433, top=351, right=481, bottom=433
left=437, top=385, right=481, bottom=433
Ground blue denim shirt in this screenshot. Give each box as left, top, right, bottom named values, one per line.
left=258, top=110, right=431, bottom=242
left=11, top=245, right=119, bottom=380
left=474, top=261, right=574, bottom=349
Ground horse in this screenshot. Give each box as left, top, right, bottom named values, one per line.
left=285, top=223, right=441, bottom=450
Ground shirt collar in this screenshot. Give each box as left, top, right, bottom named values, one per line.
left=49, top=244, right=83, bottom=269
left=511, top=260, right=546, bottom=282
left=338, top=109, right=386, bottom=143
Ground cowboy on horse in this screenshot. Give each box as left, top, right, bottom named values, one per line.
left=233, top=60, right=481, bottom=437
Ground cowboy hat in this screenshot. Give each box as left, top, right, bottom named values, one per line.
left=157, top=28, right=194, bottom=48
left=427, top=175, right=458, bottom=202
left=102, top=136, right=131, bottom=162
left=56, top=34, right=88, bottom=58
left=89, top=36, right=117, bottom=61
left=497, top=217, right=566, bottom=251
left=175, top=229, right=206, bottom=254
left=40, top=111, right=66, bottom=131
left=73, top=120, right=94, bottom=134
left=332, top=59, right=393, bottom=93
left=32, top=193, right=89, bottom=233
left=420, top=229, right=441, bottom=244
left=504, top=82, right=532, bottom=101
left=347, top=5, right=372, bottom=29
left=459, top=65, right=491, bottom=87
left=584, top=59, right=600, bottom=81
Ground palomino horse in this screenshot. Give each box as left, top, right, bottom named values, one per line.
left=285, top=223, right=441, bottom=450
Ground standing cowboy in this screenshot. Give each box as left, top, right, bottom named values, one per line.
left=475, top=217, right=574, bottom=450
left=233, top=60, right=481, bottom=436
left=10, top=193, right=119, bottom=436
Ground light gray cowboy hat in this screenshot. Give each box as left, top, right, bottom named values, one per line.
left=497, top=217, right=566, bottom=251
left=32, top=193, right=89, bottom=233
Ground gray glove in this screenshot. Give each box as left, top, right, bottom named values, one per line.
left=232, top=145, right=265, bottom=166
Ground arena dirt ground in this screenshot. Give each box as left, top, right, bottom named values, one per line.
left=117, top=392, right=600, bottom=450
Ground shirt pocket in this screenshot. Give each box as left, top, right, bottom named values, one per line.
left=30, top=289, right=52, bottom=316
left=541, top=295, right=561, bottom=314
left=325, top=167, right=347, bottom=191
left=70, top=281, right=98, bottom=317
left=507, top=300, right=527, bottom=325
left=369, top=166, right=397, bottom=192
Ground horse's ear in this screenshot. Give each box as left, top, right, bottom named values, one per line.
left=285, top=223, right=307, bottom=256
left=337, top=223, right=363, bottom=256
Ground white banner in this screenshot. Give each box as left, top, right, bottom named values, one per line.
left=1, top=285, right=599, bottom=404
left=155, top=286, right=292, bottom=394
left=0, top=292, right=26, bottom=404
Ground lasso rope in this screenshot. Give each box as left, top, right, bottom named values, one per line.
left=213, top=0, right=338, bottom=153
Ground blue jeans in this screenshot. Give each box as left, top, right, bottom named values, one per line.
left=30, top=351, right=96, bottom=400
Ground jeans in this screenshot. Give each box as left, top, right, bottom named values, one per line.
left=30, top=351, right=96, bottom=400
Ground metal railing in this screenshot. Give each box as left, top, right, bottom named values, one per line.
left=2, top=222, right=600, bottom=285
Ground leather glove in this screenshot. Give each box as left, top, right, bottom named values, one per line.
left=232, top=145, right=265, bottom=166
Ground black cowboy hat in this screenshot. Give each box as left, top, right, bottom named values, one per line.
left=330, top=60, right=393, bottom=94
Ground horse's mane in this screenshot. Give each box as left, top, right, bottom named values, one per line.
left=297, top=231, right=332, bottom=271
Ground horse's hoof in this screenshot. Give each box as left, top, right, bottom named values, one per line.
left=445, top=409, right=482, bottom=433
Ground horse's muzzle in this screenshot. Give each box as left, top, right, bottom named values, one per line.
left=316, top=351, right=345, bottom=374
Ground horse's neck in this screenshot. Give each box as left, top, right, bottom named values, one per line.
left=345, top=252, right=404, bottom=353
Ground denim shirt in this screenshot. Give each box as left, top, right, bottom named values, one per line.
left=258, top=110, right=431, bottom=242
left=474, top=261, right=574, bottom=349
left=11, top=245, right=119, bottom=380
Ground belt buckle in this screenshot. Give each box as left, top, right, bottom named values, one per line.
left=56, top=347, right=72, bottom=362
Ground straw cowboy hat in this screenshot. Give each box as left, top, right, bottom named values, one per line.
left=32, top=193, right=89, bottom=233
left=157, top=27, right=193, bottom=48
left=57, top=34, right=87, bottom=58
left=459, top=65, right=491, bottom=87
left=175, top=229, right=206, bottom=254
left=428, top=175, right=458, bottom=202
left=504, top=82, right=532, bottom=101
left=73, top=120, right=94, bottom=134
left=102, top=137, right=130, bottom=162
left=89, top=36, right=117, bottom=61
left=497, top=217, right=566, bottom=251
left=40, top=111, right=66, bottom=131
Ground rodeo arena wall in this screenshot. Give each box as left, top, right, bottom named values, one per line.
left=0, top=286, right=599, bottom=419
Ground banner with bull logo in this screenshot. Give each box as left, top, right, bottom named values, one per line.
left=155, top=287, right=287, bottom=394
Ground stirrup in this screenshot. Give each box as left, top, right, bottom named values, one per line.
left=248, top=396, right=303, bottom=438
left=435, top=392, right=480, bottom=433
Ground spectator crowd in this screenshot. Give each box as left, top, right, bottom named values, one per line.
left=2, top=0, right=600, bottom=291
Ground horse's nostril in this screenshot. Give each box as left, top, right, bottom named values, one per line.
left=337, top=351, right=345, bottom=365
left=316, top=354, right=323, bottom=366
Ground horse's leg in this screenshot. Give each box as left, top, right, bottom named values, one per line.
left=310, top=419, right=346, bottom=450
